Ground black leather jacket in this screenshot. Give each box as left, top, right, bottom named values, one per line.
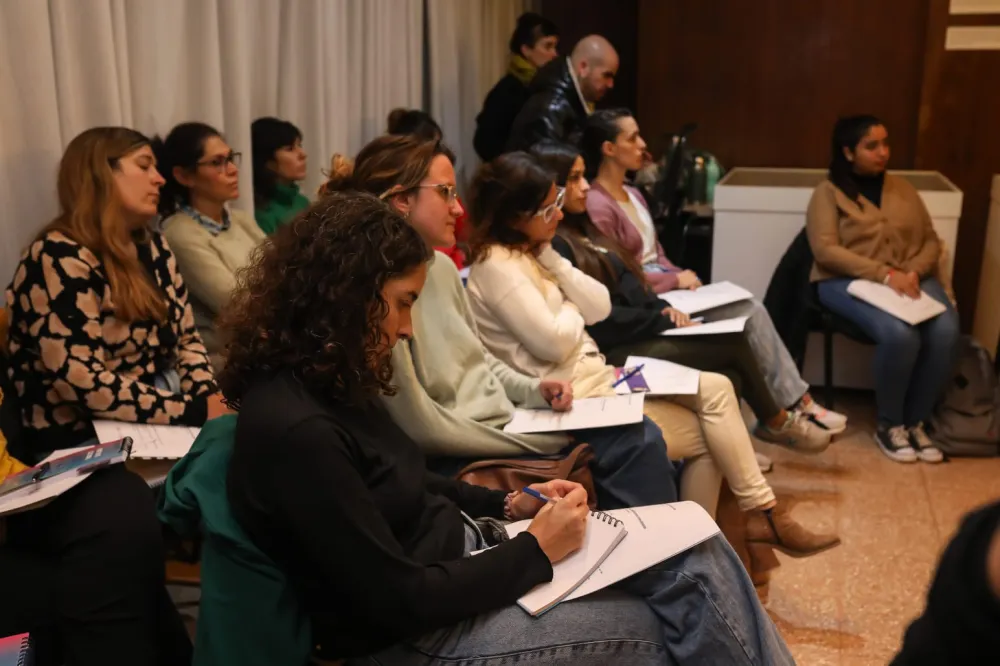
left=506, top=57, right=588, bottom=153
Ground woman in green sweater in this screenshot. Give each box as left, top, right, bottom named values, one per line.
left=250, top=117, right=310, bottom=234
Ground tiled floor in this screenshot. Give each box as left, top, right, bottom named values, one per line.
left=754, top=392, right=1000, bottom=665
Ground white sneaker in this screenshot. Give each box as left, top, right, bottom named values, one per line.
left=910, top=423, right=944, bottom=463
left=799, top=400, right=848, bottom=435
left=755, top=452, right=773, bottom=474
left=753, top=412, right=832, bottom=454
left=875, top=426, right=918, bottom=463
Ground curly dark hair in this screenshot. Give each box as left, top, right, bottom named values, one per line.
left=216, top=191, right=432, bottom=409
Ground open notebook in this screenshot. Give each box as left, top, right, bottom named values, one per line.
left=499, top=501, right=719, bottom=616
left=92, top=421, right=200, bottom=460
left=846, top=280, right=946, bottom=325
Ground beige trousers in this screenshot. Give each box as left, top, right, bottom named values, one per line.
left=643, top=372, right=775, bottom=517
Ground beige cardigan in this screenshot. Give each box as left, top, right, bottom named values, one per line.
left=161, top=208, right=264, bottom=356
left=806, top=175, right=941, bottom=283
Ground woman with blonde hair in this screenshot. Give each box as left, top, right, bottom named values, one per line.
left=1, top=126, right=212, bottom=665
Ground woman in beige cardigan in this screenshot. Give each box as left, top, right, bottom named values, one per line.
left=153, top=123, right=264, bottom=365
left=807, top=115, right=960, bottom=464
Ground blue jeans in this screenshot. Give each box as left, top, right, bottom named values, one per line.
left=704, top=297, right=809, bottom=409
left=574, top=416, right=678, bottom=510
left=816, top=277, right=960, bottom=427
left=356, top=534, right=793, bottom=665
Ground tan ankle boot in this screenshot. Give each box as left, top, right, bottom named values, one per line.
left=746, top=503, right=841, bottom=558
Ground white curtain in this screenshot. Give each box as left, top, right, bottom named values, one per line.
left=0, top=0, right=424, bottom=290
left=427, top=0, right=531, bottom=188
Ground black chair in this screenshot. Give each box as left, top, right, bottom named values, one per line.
left=803, top=286, right=875, bottom=409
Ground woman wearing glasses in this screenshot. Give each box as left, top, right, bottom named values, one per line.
left=153, top=123, right=264, bottom=366
left=465, top=152, right=840, bottom=554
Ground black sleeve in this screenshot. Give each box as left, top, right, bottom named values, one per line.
left=507, top=93, right=570, bottom=152
left=892, top=501, right=1000, bottom=665
left=425, top=472, right=507, bottom=519
left=474, top=83, right=514, bottom=163
left=270, top=417, right=553, bottom=638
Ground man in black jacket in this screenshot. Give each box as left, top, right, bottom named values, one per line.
left=474, top=13, right=559, bottom=162
left=506, top=35, right=619, bottom=153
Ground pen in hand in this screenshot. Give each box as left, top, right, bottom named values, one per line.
left=522, top=487, right=556, bottom=503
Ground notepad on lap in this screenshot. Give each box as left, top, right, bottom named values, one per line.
left=503, top=511, right=627, bottom=615
left=503, top=394, right=645, bottom=434
left=846, top=280, right=946, bottom=325
left=660, top=316, right=748, bottom=337
left=658, top=281, right=753, bottom=314
left=92, top=421, right=200, bottom=460
left=501, top=501, right=718, bottom=615
left=615, top=357, right=700, bottom=396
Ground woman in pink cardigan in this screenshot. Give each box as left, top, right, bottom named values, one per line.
left=582, top=109, right=845, bottom=434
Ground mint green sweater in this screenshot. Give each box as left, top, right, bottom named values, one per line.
left=382, top=253, right=569, bottom=457
left=254, top=183, right=310, bottom=235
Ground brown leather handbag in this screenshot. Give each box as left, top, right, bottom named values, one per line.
left=455, top=443, right=598, bottom=510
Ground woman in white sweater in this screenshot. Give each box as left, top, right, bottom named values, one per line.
left=466, top=152, right=840, bottom=557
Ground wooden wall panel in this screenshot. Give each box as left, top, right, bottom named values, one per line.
left=916, top=0, right=1000, bottom=330
left=635, top=0, right=931, bottom=168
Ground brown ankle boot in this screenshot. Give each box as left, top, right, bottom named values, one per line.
left=746, top=503, right=841, bottom=557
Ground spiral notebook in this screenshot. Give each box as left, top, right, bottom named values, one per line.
left=0, top=633, right=32, bottom=666
left=502, top=501, right=719, bottom=616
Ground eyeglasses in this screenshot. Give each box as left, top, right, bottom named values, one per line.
left=379, top=183, right=459, bottom=204
left=197, top=151, right=241, bottom=171
left=535, top=187, right=566, bottom=224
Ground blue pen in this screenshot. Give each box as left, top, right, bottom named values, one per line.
left=522, top=487, right=556, bottom=503
left=611, top=363, right=645, bottom=389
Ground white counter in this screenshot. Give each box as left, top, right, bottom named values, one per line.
left=712, top=168, right=963, bottom=389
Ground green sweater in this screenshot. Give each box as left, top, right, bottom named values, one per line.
left=381, top=253, right=568, bottom=457
left=254, top=183, right=310, bottom=235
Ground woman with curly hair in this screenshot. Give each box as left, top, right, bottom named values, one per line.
left=220, top=190, right=793, bottom=665
left=322, top=134, right=676, bottom=512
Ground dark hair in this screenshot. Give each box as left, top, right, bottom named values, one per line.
left=530, top=142, right=646, bottom=290
left=468, top=152, right=555, bottom=261
left=386, top=109, right=443, bottom=142
left=829, top=115, right=884, bottom=203
left=150, top=122, right=221, bottom=216
left=320, top=134, right=455, bottom=199
left=509, top=12, right=558, bottom=56
left=251, top=117, right=303, bottom=206
left=217, top=191, right=432, bottom=410
left=581, top=108, right=633, bottom=180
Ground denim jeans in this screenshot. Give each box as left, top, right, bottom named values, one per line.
left=703, top=297, right=809, bottom=409
left=573, top=416, right=679, bottom=510
left=355, top=533, right=794, bottom=666
left=816, top=277, right=960, bottom=427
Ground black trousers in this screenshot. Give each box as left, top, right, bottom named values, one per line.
left=0, top=465, right=192, bottom=666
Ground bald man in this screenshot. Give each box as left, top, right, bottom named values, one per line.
left=506, top=34, right=620, bottom=153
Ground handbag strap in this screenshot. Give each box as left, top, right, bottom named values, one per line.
left=455, top=443, right=593, bottom=478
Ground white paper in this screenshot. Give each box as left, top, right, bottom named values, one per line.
left=660, top=316, right=748, bottom=337
left=504, top=514, right=627, bottom=615
left=503, top=394, right=645, bottom=434
left=620, top=356, right=700, bottom=396
left=658, top=281, right=753, bottom=314
left=846, top=280, right=947, bottom=325
left=565, top=501, right=719, bottom=601
left=92, top=421, right=201, bottom=460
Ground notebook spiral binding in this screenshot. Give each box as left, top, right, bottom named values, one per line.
left=15, top=634, right=31, bottom=666
left=591, top=510, right=623, bottom=528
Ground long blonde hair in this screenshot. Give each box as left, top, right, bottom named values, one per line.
left=41, top=127, right=166, bottom=323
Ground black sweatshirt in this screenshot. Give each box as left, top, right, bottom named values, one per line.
left=551, top=235, right=676, bottom=349
left=227, top=372, right=553, bottom=658
left=892, top=501, right=1000, bottom=665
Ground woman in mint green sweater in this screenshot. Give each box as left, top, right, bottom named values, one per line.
left=251, top=117, right=311, bottom=234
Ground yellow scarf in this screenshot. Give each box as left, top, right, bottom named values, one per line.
left=0, top=387, right=26, bottom=483
left=508, top=54, right=537, bottom=86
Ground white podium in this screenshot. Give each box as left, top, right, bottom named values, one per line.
left=711, top=168, right=963, bottom=390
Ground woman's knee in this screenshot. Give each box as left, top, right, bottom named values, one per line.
left=927, top=308, right=961, bottom=351
left=699, top=372, right=737, bottom=411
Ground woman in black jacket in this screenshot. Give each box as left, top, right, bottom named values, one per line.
left=474, top=13, right=559, bottom=162
left=532, top=143, right=834, bottom=452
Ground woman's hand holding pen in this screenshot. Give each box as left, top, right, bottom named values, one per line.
left=525, top=485, right=589, bottom=564
left=540, top=380, right=573, bottom=411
